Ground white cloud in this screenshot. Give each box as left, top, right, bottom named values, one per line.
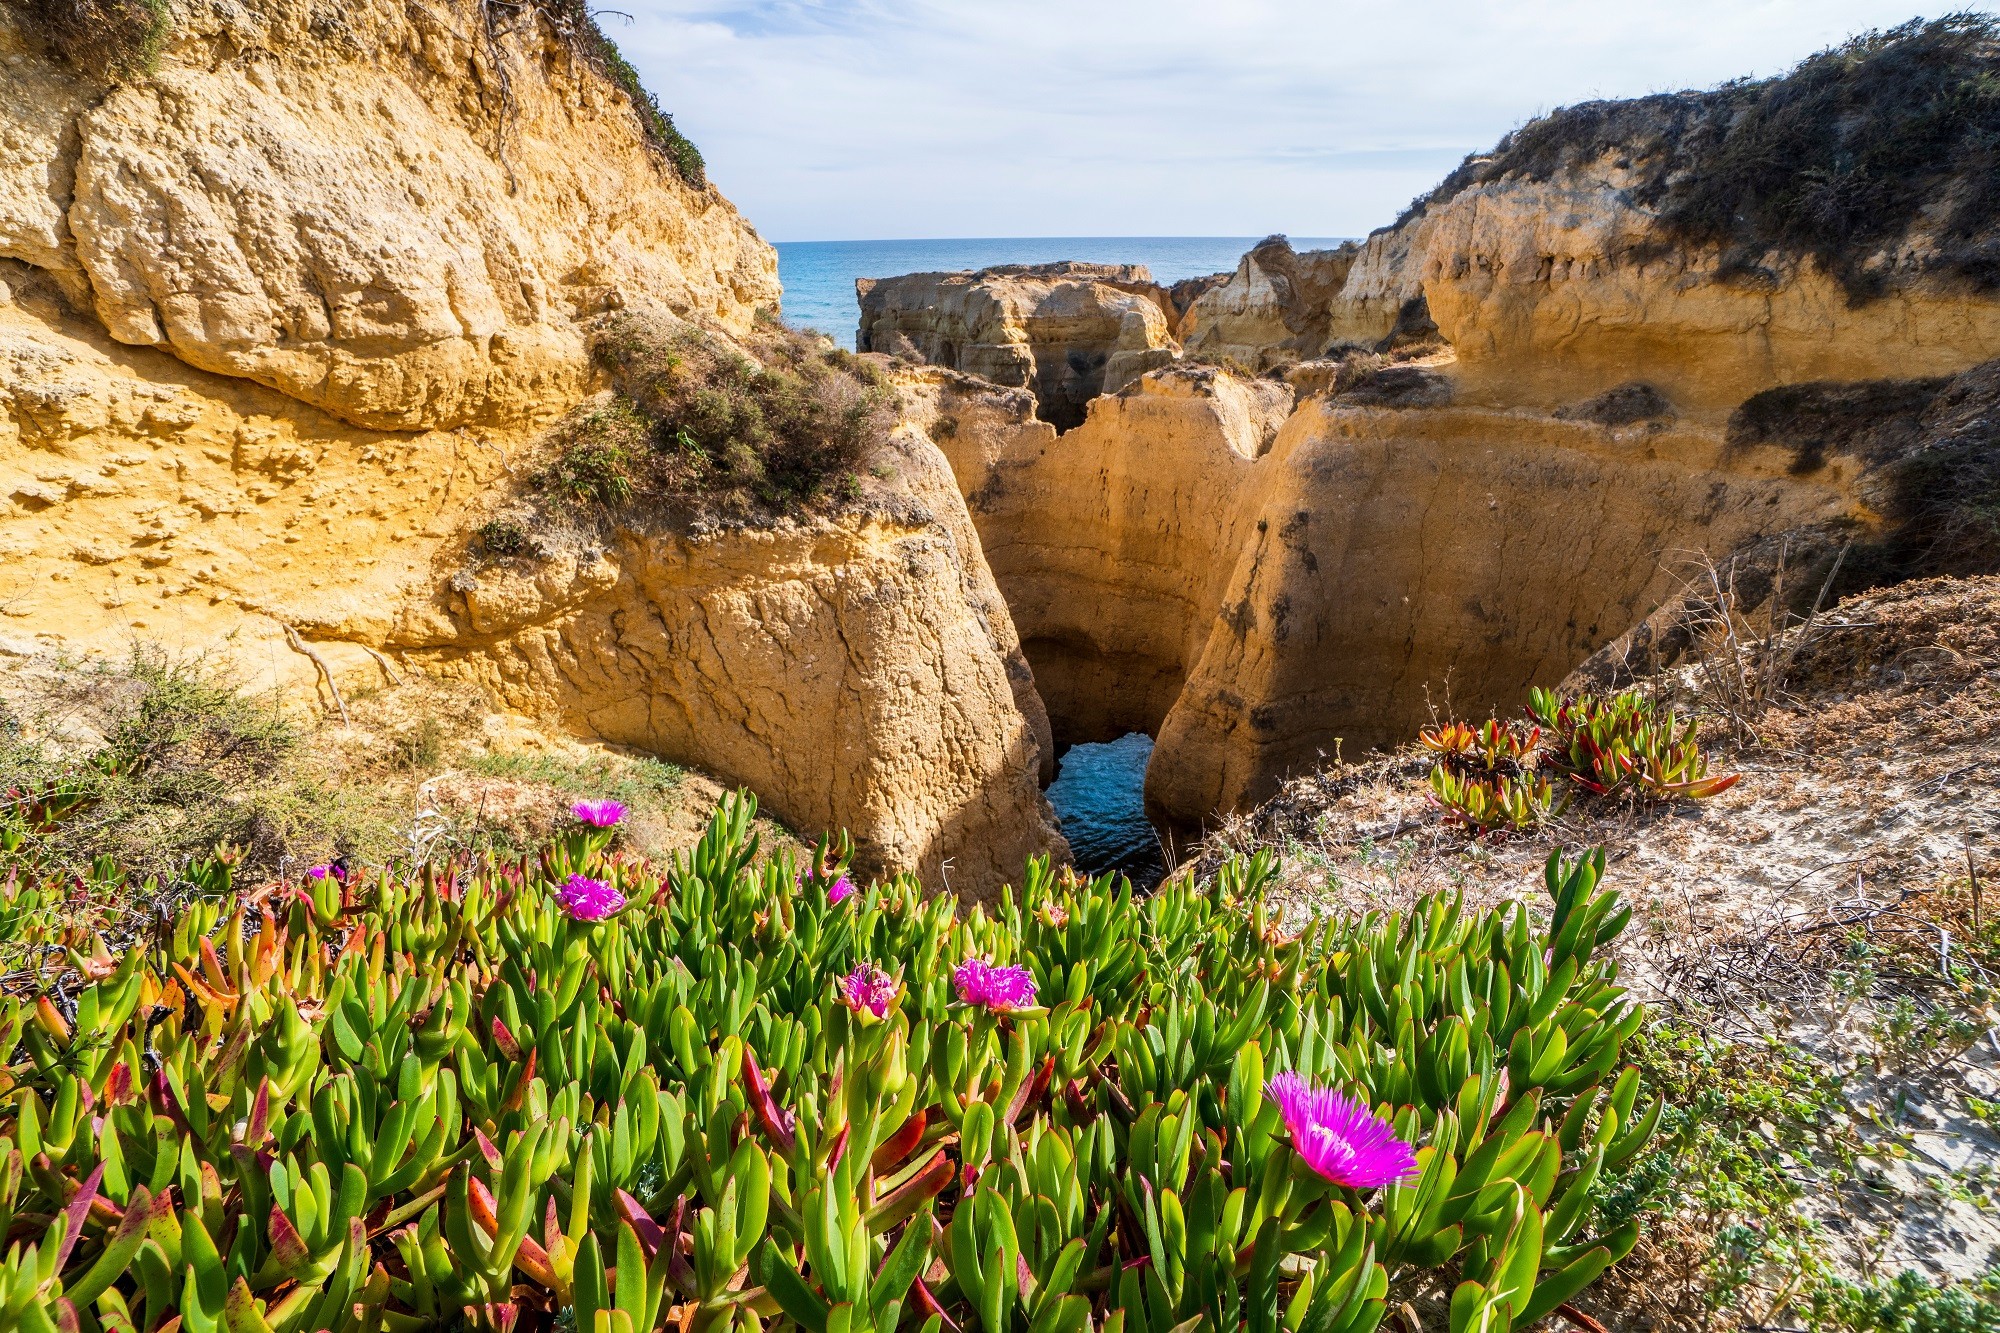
left=606, top=1, right=1990, bottom=240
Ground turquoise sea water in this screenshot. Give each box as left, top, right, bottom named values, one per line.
left=1045, top=733, right=1165, bottom=888
left=776, top=236, right=1354, bottom=346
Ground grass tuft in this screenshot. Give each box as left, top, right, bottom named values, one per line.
left=20, top=0, right=172, bottom=76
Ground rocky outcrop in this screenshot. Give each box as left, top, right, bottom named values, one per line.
left=1324, top=226, right=1426, bottom=352
left=1, top=0, right=778, bottom=432
left=856, top=263, right=1178, bottom=430
left=1375, top=169, right=2000, bottom=419
left=1178, top=236, right=1361, bottom=369
left=1325, top=27, right=2000, bottom=420
left=882, top=24, right=2000, bottom=837
left=398, top=428, right=1064, bottom=894
left=917, top=361, right=1870, bottom=827
left=909, top=365, right=1292, bottom=751
left=0, top=0, right=1065, bottom=897
left=0, top=257, right=1064, bottom=896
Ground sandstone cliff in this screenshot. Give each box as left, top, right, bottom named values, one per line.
left=1318, top=19, right=2000, bottom=419
left=856, top=263, right=1177, bottom=430
left=1177, top=236, right=1361, bottom=369
left=2, top=0, right=778, bottom=432
left=917, top=361, right=1870, bottom=827
left=0, top=0, right=1065, bottom=896
left=880, top=18, right=2000, bottom=839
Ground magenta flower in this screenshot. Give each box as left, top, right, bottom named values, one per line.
left=825, top=875, right=857, bottom=905
left=840, top=963, right=899, bottom=1018
left=952, top=958, right=1038, bottom=1012
left=571, top=799, right=626, bottom=828
left=304, top=865, right=334, bottom=881
left=557, top=873, right=625, bottom=922
left=1264, top=1072, right=1419, bottom=1189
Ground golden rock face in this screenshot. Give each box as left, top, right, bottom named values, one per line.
left=0, top=0, right=1067, bottom=899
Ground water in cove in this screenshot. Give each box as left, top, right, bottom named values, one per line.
left=776, top=237, right=1354, bottom=347
left=1045, top=733, right=1166, bottom=888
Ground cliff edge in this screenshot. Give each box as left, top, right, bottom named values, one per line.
left=0, top=0, right=1065, bottom=896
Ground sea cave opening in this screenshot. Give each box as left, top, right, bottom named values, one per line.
left=1044, top=732, right=1168, bottom=888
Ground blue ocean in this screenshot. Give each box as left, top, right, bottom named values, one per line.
left=776, top=237, right=1354, bottom=346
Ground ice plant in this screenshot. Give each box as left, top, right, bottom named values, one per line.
left=825, top=874, right=856, bottom=905
left=840, top=962, right=898, bottom=1018
left=571, top=799, right=627, bottom=828
left=557, top=873, right=624, bottom=922
left=952, top=957, right=1037, bottom=1012
left=1265, top=1071, right=1419, bottom=1189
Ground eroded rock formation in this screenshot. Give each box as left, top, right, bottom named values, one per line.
left=914, top=362, right=1867, bottom=826
left=886, top=26, right=2000, bottom=837
left=1177, top=236, right=1362, bottom=369
left=0, top=0, right=1064, bottom=895
left=856, top=263, right=1177, bottom=430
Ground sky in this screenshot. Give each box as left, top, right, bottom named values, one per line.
left=608, top=1, right=1989, bottom=242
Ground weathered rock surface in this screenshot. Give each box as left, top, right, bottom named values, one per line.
left=2, top=0, right=778, bottom=431
left=1327, top=73, right=2000, bottom=421
left=917, top=361, right=1868, bottom=827
left=400, top=429, right=1065, bottom=894
left=1387, top=170, right=2000, bottom=419
left=880, top=39, right=2000, bottom=840
left=856, top=263, right=1177, bottom=430
left=1177, top=236, right=1360, bottom=369
left=0, top=0, right=1065, bottom=898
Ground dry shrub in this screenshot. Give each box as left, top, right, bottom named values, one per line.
left=20, top=0, right=171, bottom=74
left=540, top=317, right=897, bottom=518
left=1406, top=15, right=2000, bottom=302
left=1729, top=360, right=2000, bottom=585
left=1555, top=381, right=1676, bottom=427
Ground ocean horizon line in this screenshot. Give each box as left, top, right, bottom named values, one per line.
left=772, top=233, right=1357, bottom=246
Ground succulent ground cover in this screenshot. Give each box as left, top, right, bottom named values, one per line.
left=1419, top=689, right=1739, bottom=834
left=0, top=783, right=1658, bottom=1332
left=1198, top=575, right=2000, bottom=1330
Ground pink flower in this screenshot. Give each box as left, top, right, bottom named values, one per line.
left=1264, top=1072, right=1419, bottom=1189
left=558, top=873, right=625, bottom=922
left=840, top=963, right=898, bottom=1018
left=952, top=958, right=1038, bottom=1012
left=796, top=865, right=857, bottom=905
left=571, top=799, right=626, bottom=828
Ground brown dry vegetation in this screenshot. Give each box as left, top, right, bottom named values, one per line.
left=1191, top=574, right=2000, bottom=1328
left=0, top=646, right=802, bottom=888
left=534, top=315, right=898, bottom=522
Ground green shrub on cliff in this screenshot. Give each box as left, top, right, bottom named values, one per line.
left=542, top=318, right=896, bottom=518
left=20, top=0, right=172, bottom=75
left=0, top=781, right=1659, bottom=1332
left=533, top=0, right=707, bottom=186
left=1415, top=14, right=2000, bottom=300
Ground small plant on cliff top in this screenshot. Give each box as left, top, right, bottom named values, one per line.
left=1527, top=687, right=1741, bottom=800
left=565, top=316, right=896, bottom=516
